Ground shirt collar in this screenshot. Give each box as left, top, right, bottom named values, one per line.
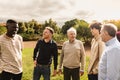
left=94, top=35, right=101, bottom=41
left=69, top=39, right=76, bottom=43
left=4, top=34, right=15, bottom=40
left=105, top=37, right=116, bottom=46
left=43, top=39, right=53, bottom=44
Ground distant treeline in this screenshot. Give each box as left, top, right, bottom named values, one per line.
left=0, top=18, right=120, bottom=45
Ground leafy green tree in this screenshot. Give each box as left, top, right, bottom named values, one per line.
left=43, top=18, right=60, bottom=33
left=0, top=26, right=6, bottom=35
left=18, top=22, right=27, bottom=33
left=61, top=19, right=92, bottom=45
left=103, top=20, right=120, bottom=31
left=61, top=19, right=78, bottom=34
left=77, top=20, right=92, bottom=45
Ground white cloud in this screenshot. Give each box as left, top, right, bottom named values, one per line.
left=0, top=0, right=120, bottom=23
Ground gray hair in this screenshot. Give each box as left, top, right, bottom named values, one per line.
left=67, top=27, right=77, bottom=35
left=102, top=23, right=117, bottom=37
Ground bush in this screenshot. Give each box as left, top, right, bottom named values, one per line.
left=0, top=26, right=6, bottom=35
left=53, top=33, right=67, bottom=43
left=20, top=33, right=40, bottom=41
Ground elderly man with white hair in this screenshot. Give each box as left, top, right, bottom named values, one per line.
left=58, top=27, right=86, bottom=80
left=99, top=23, right=120, bottom=80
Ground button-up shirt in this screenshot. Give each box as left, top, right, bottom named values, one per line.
left=99, top=37, right=120, bottom=80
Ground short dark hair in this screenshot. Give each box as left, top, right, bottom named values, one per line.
left=89, top=22, right=102, bottom=33
left=6, top=19, right=18, bottom=28
left=6, top=19, right=17, bottom=24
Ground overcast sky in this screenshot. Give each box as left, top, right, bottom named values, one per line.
left=0, top=0, right=120, bottom=23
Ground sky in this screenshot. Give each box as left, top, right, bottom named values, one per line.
left=0, top=0, right=120, bottom=24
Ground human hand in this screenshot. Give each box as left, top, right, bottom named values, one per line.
left=34, top=60, right=37, bottom=67
left=58, top=68, right=62, bottom=75
left=52, top=70, right=57, bottom=77
left=80, top=71, right=84, bottom=76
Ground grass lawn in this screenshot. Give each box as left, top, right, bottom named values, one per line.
left=22, top=48, right=89, bottom=80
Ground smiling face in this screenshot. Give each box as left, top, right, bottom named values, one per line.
left=67, top=31, right=76, bottom=42
left=6, top=23, right=19, bottom=38
left=42, top=28, right=52, bottom=39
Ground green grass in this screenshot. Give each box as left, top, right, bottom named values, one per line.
left=22, top=48, right=89, bottom=80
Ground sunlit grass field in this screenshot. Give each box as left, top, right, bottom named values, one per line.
left=22, top=48, right=89, bottom=80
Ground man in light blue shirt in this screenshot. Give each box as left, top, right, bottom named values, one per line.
left=99, top=23, right=120, bottom=80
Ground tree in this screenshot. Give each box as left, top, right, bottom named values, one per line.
left=43, top=18, right=60, bottom=33
left=103, top=20, right=120, bottom=31
left=0, top=26, right=6, bottom=35
left=61, top=19, right=92, bottom=45
left=61, top=19, right=78, bottom=34
left=18, top=22, right=27, bottom=33
left=77, top=20, right=92, bottom=45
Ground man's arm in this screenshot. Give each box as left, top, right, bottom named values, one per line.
left=93, top=41, right=105, bottom=73
left=58, top=43, right=65, bottom=74
left=52, top=43, right=58, bottom=76
left=33, top=41, right=39, bottom=65
left=80, top=42, right=86, bottom=76
left=53, top=43, right=58, bottom=70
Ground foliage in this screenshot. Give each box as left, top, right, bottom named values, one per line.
left=61, top=19, right=78, bottom=34
left=2, top=18, right=120, bottom=45
left=17, top=19, right=61, bottom=42
left=76, top=20, right=92, bottom=45
left=103, top=20, right=120, bottom=31
left=61, top=19, right=92, bottom=45
left=43, top=18, right=61, bottom=33
left=18, top=22, right=27, bottom=33
left=0, top=26, right=6, bottom=35
left=53, top=33, right=67, bottom=43
left=20, top=33, right=40, bottom=41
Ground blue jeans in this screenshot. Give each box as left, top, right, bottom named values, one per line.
left=33, top=64, right=50, bottom=80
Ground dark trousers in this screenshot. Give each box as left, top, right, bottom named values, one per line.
left=33, top=64, right=50, bottom=80
left=88, top=74, right=98, bottom=80
left=0, top=71, right=22, bottom=80
left=63, top=66, right=80, bottom=80
left=0, top=73, right=1, bottom=79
